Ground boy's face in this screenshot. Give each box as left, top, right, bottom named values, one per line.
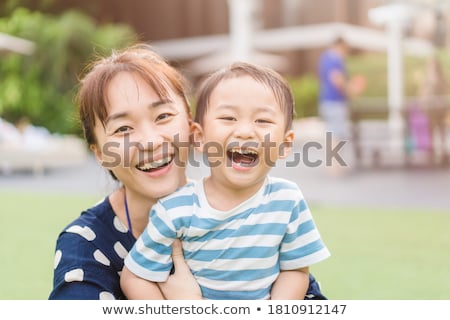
left=194, top=75, right=294, bottom=190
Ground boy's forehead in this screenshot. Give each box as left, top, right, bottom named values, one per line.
left=210, top=77, right=279, bottom=106
left=211, top=76, right=270, bottom=98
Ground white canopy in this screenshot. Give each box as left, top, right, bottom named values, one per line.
left=151, top=22, right=433, bottom=61
left=0, top=32, right=35, bottom=55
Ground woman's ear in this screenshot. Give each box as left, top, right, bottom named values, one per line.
left=191, top=122, right=205, bottom=153
left=90, top=144, right=104, bottom=164
left=279, top=129, right=295, bottom=159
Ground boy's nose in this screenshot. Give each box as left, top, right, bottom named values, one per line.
left=233, top=122, right=255, bottom=139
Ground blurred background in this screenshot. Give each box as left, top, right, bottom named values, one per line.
left=0, top=0, right=449, bottom=299
left=1, top=0, right=450, bottom=170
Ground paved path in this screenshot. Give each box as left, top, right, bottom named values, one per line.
left=1, top=150, right=449, bottom=211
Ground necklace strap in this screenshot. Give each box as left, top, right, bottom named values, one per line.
left=123, top=188, right=133, bottom=235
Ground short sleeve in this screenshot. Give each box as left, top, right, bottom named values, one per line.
left=279, top=197, right=330, bottom=270
left=124, top=202, right=177, bottom=282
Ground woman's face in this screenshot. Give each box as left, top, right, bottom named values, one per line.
left=92, top=71, right=191, bottom=201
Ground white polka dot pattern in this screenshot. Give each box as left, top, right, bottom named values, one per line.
left=113, top=241, right=128, bottom=259
left=64, top=268, right=84, bottom=282
left=99, top=291, right=116, bottom=300
left=94, top=249, right=110, bottom=266
left=54, top=250, right=62, bottom=269
left=49, top=198, right=141, bottom=300
left=66, top=225, right=96, bottom=241
left=113, top=216, right=128, bottom=233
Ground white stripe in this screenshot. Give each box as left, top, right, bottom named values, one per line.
left=188, top=255, right=278, bottom=272
left=179, top=214, right=292, bottom=237
left=124, top=255, right=169, bottom=282
left=166, top=204, right=196, bottom=220
left=290, top=208, right=314, bottom=226
left=196, top=273, right=279, bottom=291
left=142, top=221, right=173, bottom=246
left=280, top=247, right=331, bottom=270
left=134, top=235, right=171, bottom=264
left=281, top=228, right=322, bottom=252
left=184, top=234, right=283, bottom=251
left=268, top=187, right=300, bottom=201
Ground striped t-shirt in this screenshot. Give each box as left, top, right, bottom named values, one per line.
left=125, top=176, right=330, bottom=300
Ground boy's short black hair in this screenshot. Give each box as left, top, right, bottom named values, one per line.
left=194, top=61, right=294, bottom=131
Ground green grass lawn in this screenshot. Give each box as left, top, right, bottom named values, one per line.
left=1, top=191, right=449, bottom=299
left=0, top=191, right=99, bottom=300
left=311, top=206, right=450, bottom=299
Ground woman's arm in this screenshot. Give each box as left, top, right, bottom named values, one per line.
left=158, top=239, right=203, bottom=300
left=270, top=267, right=309, bottom=300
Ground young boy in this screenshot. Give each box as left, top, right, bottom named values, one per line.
left=121, top=62, right=330, bottom=300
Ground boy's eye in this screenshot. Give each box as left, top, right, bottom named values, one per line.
left=219, top=116, right=236, bottom=121
left=255, top=119, right=273, bottom=124
left=156, top=113, right=172, bottom=121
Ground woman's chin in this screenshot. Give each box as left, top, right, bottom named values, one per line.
left=148, top=183, right=182, bottom=199
left=147, top=170, right=187, bottom=197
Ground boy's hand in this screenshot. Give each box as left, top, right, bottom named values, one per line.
left=158, top=239, right=203, bottom=300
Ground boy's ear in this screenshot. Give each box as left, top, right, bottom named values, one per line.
left=279, top=129, right=295, bottom=159
left=191, top=122, right=205, bottom=152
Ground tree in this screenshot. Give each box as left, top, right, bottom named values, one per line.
left=0, top=7, right=136, bottom=134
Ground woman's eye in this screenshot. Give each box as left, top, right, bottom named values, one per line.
left=114, top=126, right=132, bottom=134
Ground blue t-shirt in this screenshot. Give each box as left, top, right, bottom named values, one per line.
left=125, top=177, right=330, bottom=300
left=318, top=49, right=347, bottom=103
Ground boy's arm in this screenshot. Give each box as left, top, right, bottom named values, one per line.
left=120, top=266, right=164, bottom=299
left=270, top=267, right=309, bottom=300
left=121, top=203, right=177, bottom=299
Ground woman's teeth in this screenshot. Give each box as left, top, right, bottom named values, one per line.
left=137, top=156, right=172, bottom=171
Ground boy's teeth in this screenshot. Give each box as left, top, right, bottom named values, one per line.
left=231, top=147, right=257, bottom=155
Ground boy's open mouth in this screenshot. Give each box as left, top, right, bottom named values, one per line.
left=136, top=155, right=173, bottom=172
left=227, top=147, right=259, bottom=167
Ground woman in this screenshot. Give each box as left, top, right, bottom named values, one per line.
left=49, top=43, right=326, bottom=300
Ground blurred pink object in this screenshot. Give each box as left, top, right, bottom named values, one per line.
left=408, top=103, right=431, bottom=151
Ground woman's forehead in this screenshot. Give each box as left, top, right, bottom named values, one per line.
left=104, top=72, right=176, bottom=108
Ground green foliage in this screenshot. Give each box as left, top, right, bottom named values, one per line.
left=0, top=7, right=137, bottom=134
left=288, top=74, right=319, bottom=118
left=346, top=53, right=440, bottom=100
left=347, top=53, right=388, bottom=98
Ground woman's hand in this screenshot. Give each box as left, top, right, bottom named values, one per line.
left=158, top=239, right=203, bottom=300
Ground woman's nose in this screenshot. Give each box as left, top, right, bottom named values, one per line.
left=136, top=124, right=164, bottom=151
